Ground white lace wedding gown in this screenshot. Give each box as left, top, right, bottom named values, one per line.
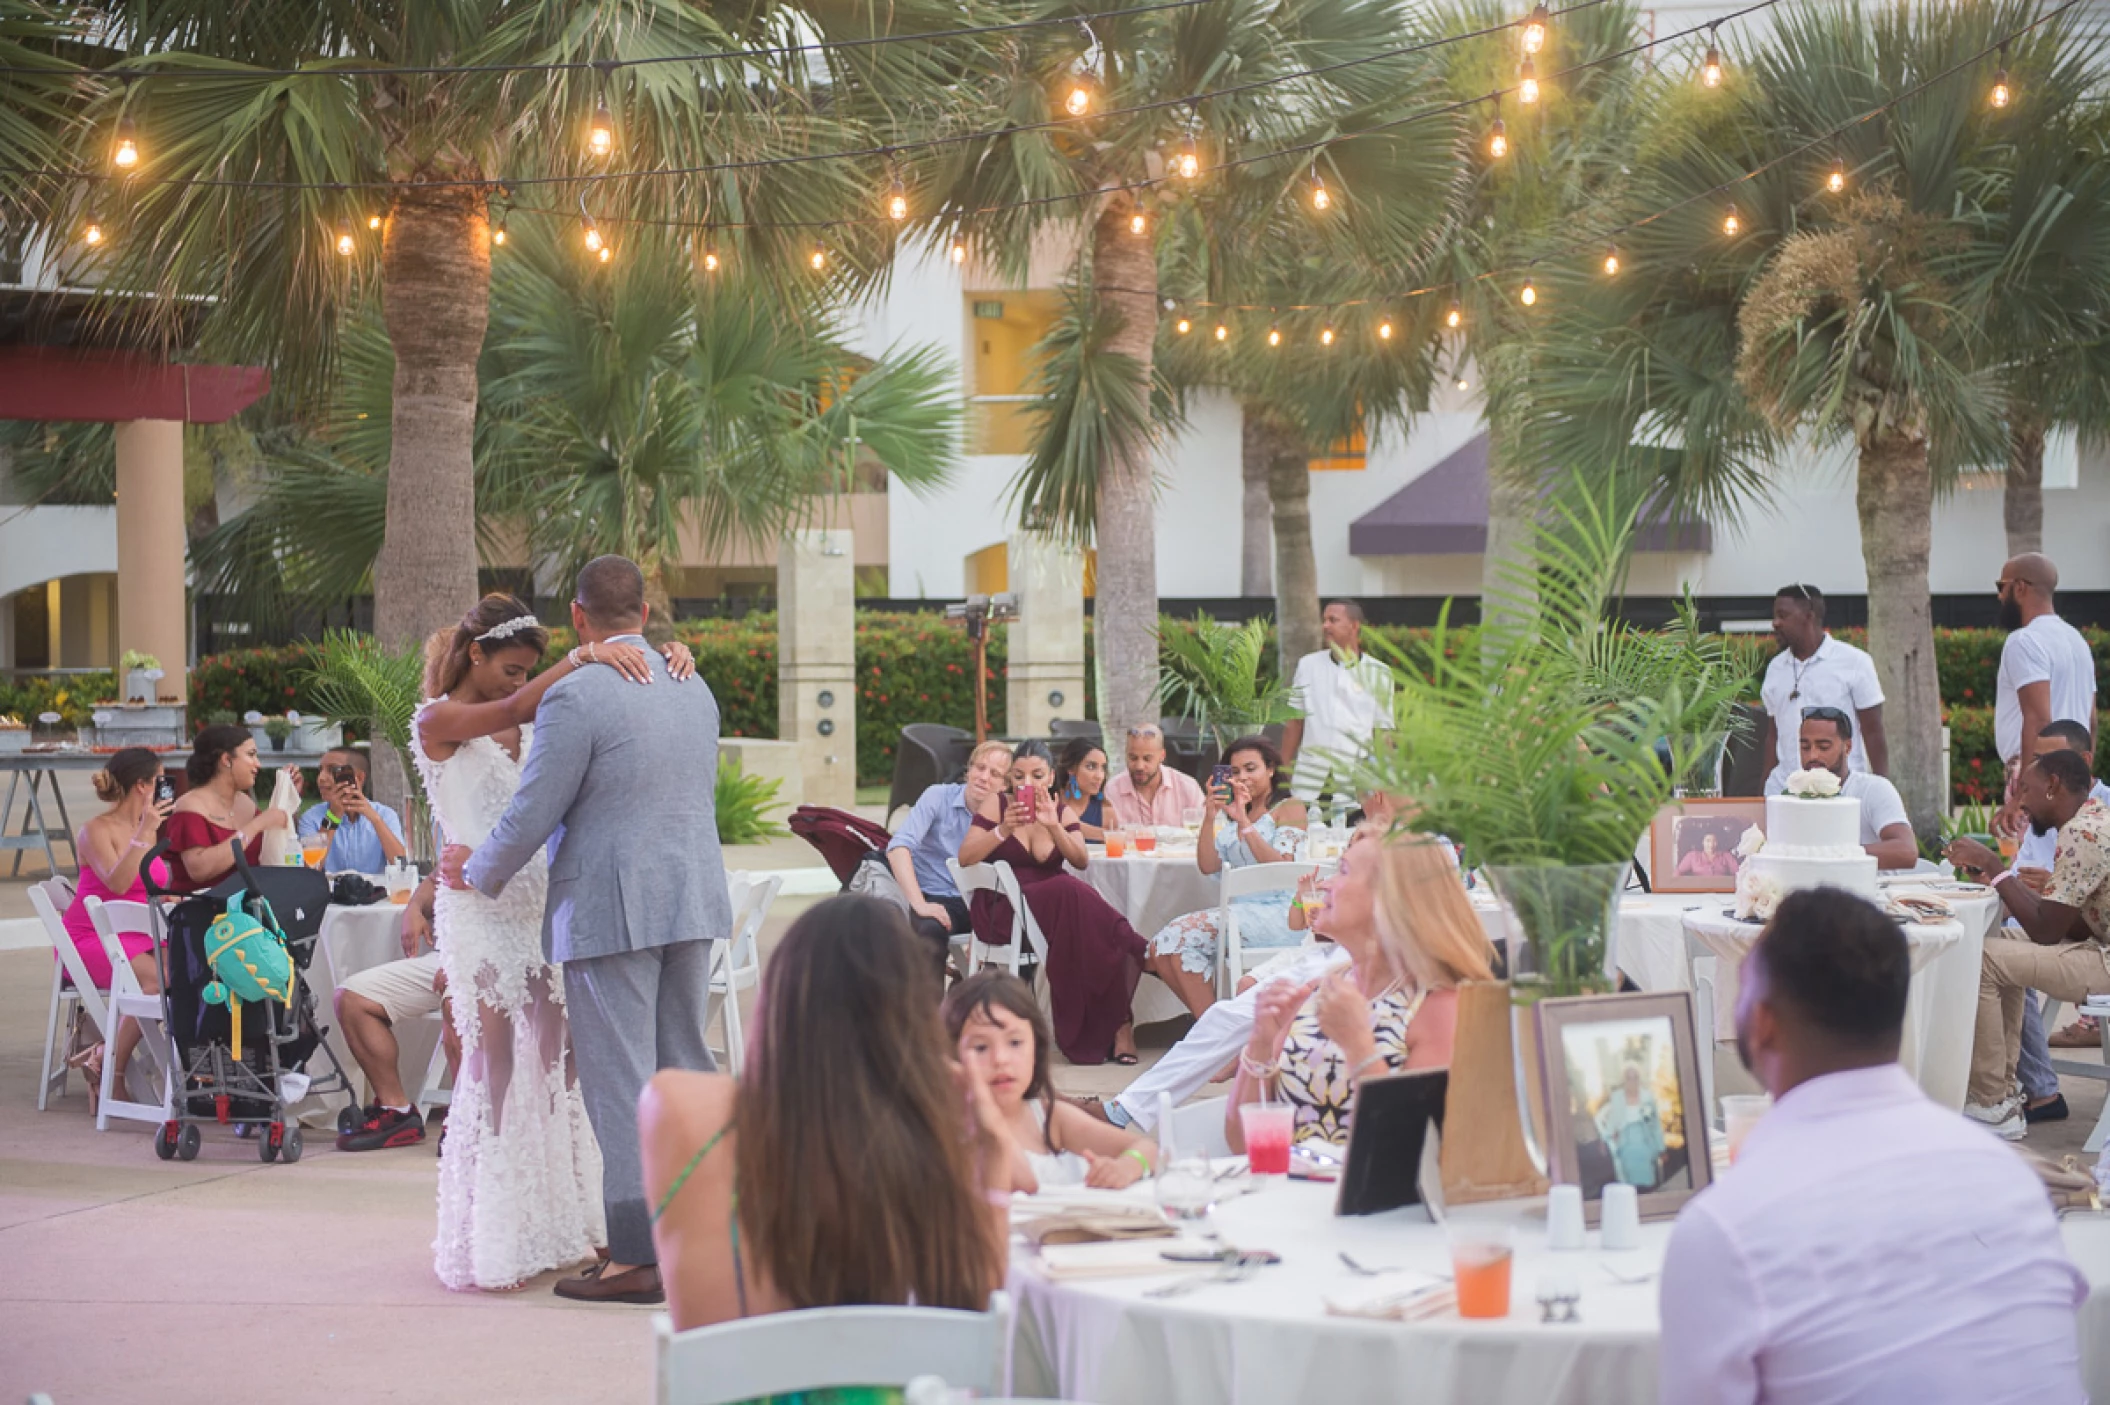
left=413, top=705, right=605, bottom=1291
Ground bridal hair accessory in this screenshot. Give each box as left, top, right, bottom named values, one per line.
left=475, top=614, right=542, bottom=644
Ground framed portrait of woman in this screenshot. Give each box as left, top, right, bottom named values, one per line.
left=1650, top=798, right=1766, bottom=894
left=1531, top=990, right=1713, bottom=1223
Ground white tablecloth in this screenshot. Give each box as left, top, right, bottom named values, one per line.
left=307, top=901, right=442, bottom=1123
left=1008, top=1178, right=2110, bottom=1404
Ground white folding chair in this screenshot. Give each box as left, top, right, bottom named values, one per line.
left=654, top=1291, right=1011, bottom=1405
left=31, top=876, right=103, bottom=1111
left=1691, top=956, right=1721, bottom=1130
left=1218, top=862, right=1318, bottom=998
left=945, top=859, right=1049, bottom=982
left=710, top=872, right=781, bottom=1076
left=2040, top=994, right=2110, bottom=1153
left=412, top=1009, right=453, bottom=1121
left=84, top=897, right=176, bottom=1131
left=1163, top=1094, right=1235, bottom=1160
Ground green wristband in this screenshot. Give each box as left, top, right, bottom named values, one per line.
left=1121, top=1147, right=1153, bottom=1178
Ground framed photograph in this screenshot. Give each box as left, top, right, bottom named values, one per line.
left=1533, top=991, right=1712, bottom=1222
left=1650, top=798, right=1767, bottom=894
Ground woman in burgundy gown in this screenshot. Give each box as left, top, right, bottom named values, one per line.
left=960, top=741, right=1146, bottom=1065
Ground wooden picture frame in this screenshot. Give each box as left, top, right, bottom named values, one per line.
left=1531, top=991, right=1712, bottom=1223
left=1649, top=798, right=1767, bottom=894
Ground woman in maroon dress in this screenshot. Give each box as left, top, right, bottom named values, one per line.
left=162, top=724, right=299, bottom=893
left=959, top=741, right=1146, bottom=1065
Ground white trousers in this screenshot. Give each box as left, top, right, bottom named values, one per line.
left=1112, top=943, right=1350, bottom=1130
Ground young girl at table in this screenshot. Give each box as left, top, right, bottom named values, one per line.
left=945, top=971, right=1157, bottom=1192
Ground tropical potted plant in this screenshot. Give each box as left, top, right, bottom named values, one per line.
left=262, top=716, right=296, bottom=753
left=1156, top=613, right=1297, bottom=751
left=299, top=631, right=432, bottom=862
left=120, top=649, right=164, bottom=704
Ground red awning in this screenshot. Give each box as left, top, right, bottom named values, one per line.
left=0, top=347, right=269, bottom=424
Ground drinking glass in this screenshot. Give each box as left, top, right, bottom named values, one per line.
left=1238, top=1103, right=1295, bottom=1176
left=1104, top=830, right=1127, bottom=858
left=1448, top=1222, right=1515, bottom=1319
left=1720, top=1093, right=1773, bottom=1165
left=1181, top=806, right=1204, bottom=839
left=1154, top=1156, right=1215, bottom=1221
left=301, top=838, right=330, bottom=870
left=1133, top=830, right=1158, bottom=855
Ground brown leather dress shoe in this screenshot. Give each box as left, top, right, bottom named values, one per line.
left=2051, top=1018, right=2102, bottom=1050
left=553, top=1262, right=665, bottom=1305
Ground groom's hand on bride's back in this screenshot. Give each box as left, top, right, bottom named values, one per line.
left=439, top=844, right=475, bottom=891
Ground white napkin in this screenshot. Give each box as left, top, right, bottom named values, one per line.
left=1323, top=1277, right=1454, bottom=1321
left=259, top=768, right=301, bottom=867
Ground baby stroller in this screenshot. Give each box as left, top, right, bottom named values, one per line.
left=142, top=838, right=353, bottom=1163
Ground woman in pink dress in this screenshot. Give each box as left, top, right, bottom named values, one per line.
left=60, top=747, right=174, bottom=1102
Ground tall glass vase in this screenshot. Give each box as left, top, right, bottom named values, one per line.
left=1485, top=861, right=1632, bottom=1175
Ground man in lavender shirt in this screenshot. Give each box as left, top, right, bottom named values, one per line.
left=1659, top=888, right=2086, bottom=1404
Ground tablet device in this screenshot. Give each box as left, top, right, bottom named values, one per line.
left=1334, top=1068, right=1450, bottom=1217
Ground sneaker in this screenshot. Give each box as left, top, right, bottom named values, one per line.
left=1963, top=1099, right=2026, bottom=1142
left=336, top=1105, right=426, bottom=1152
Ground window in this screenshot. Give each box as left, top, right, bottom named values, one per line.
left=1308, top=420, right=1367, bottom=472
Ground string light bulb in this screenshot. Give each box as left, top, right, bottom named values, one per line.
left=1176, top=316, right=1191, bottom=334
left=583, top=219, right=605, bottom=254
left=1701, top=30, right=1723, bottom=88
left=1446, top=303, right=1462, bottom=329
left=701, top=244, right=720, bottom=273
left=887, top=175, right=909, bottom=222
left=1521, top=2, right=1549, bottom=55
left=1267, top=325, right=1282, bottom=347
left=334, top=218, right=354, bottom=257
left=1519, top=277, right=1537, bottom=307
left=588, top=98, right=615, bottom=159
left=1519, top=57, right=1540, bottom=105
left=1064, top=21, right=1101, bottom=117
left=1489, top=118, right=1509, bottom=159
left=1826, top=161, right=1846, bottom=194
left=112, top=115, right=139, bottom=170
left=598, top=245, right=612, bottom=264
left=949, top=238, right=967, bottom=264
left=1320, top=327, right=1336, bottom=347
left=1722, top=204, right=1741, bottom=237
left=810, top=243, right=828, bottom=271
left=1175, top=130, right=1202, bottom=181
left=367, top=213, right=382, bottom=230
left=1378, top=319, right=1394, bottom=341
left=1130, top=210, right=1148, bottom=236
left=83, top=214, right=105, bottom=247
left=1603, top=246, right=1621, bottom=276
left=491, top=213, right=507, bottom=247
left=1214, top=322, right=1229, bottom=342
left=1990, top=46, right=2011, bottom=109
left=1064, top=78, right=1092, bottom=117
left=1310, top=165, right=1331, bottom=212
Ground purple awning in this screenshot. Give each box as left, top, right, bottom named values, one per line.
left=1347, top=433, right=1712, bottom=556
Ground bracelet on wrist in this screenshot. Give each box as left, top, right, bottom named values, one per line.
left=1120, top=1147, right=1153, bottom=1178
left=1239, top=1052, right=1279, bottom=1081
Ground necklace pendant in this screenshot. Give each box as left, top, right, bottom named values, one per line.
left=1788, top=689, right=1799, bottom=701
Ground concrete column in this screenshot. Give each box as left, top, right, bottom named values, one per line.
left=1004, top=531, right=1087, bottom=737
left=777, top=529, right=856, bottom=809
left=114, top=419, right=189, bottom=702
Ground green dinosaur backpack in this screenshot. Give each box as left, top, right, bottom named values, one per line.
left=201, top=892, right=295, bottom=1051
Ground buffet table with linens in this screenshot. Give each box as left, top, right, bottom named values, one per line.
left=1007, top=1175, right=2110, bottom=1405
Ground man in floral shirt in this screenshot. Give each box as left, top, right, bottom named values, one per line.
left=1950, top=749, right=2110, bottom=1140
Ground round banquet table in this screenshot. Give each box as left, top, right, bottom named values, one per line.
left=1006, top=1176, right=2110, bottom=1405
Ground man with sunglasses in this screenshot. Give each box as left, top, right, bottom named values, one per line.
left=1798, top=707, right=1917, bottom=870
left=1759, top=584, right=1887, bottom=796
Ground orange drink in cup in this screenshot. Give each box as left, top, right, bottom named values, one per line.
left=1133, top=829, right=1157, bottom=855
left=1449, top=1223, right=1514, bottom=1319
left=302, top=837, right=330, bottom=870
left=1104, top=830, right=1127, bottom=858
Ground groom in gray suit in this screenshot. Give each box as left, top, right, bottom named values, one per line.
left=441, top=555, right=729, bottom=1305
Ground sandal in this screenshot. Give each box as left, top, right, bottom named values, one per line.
left=1111, top=1050, right=1139, bottom=1066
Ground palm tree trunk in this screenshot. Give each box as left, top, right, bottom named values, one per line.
left=1857, top=431, right=1943, bottom=838
left=1260, top=415, right=1322, bottom=676
left=1240, top=417, right=1273, bottom=598
left=373, top=187, right=490, bottom=654
left=2005, top=414, right=2045, bottom=558
left=1481, top=432, right=1538, bottom=642
left=1090, top=196, right=1161, bottom=763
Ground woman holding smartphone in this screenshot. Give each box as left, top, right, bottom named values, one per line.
left=959, top=740, right=1150, bottom=1065
left=60, top=747, right=175, bottom=1107
left=1143, top=735, right=1309, bottom=1018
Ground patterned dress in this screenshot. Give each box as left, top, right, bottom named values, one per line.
left=1148, top=814, right=1308, bottom=978
left=1276, top=983, right=1427, bottom=1149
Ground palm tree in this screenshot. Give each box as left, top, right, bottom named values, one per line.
left=32, top=0, right=946, bottom=655
left=1524, top=0, right=2106, bottom=836
left=190, top=211, right=960, bottom=628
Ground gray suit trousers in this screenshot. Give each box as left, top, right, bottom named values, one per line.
left=563, top=939, right=717, bottom=1265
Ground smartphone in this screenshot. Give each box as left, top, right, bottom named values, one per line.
left=1016, top=782, right=1038, bottom=816
left=153, top=774, right=176, bottom=806
left=329, top=764, right=359, bottom=787
left=1209, top=764, right=1234, bottom=800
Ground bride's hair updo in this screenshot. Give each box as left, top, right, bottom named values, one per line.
left=423, top=594, right=550, bottom=699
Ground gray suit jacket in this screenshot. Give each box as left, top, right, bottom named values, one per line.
left=463, top=637, right=731, bottom=963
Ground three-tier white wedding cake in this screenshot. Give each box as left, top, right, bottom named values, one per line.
left=1735, top=769, right=1877, bottom=919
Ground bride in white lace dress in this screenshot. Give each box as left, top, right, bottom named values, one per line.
left=410, top=594, right=693, bottom=1291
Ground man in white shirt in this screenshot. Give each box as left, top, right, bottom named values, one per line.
left=1758, top=584, right=1886, bottom=795
left=1996, top=552, right=2096, bottom=795
left=1281, top=600, right=1396, bottom=804
left=1796, top=707, right=1915, bottom=869
left=1659, top=888, right=2087, bottom=1405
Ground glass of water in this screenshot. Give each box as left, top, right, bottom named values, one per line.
left=1154, top=1156, right=1215, bottom=1221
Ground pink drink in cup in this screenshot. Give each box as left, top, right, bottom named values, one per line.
left=1133, top=830, right=1157, bottom=854
left=1239, top=1103, right=1295, bottom=1175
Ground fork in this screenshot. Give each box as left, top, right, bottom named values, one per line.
left=1145, top=1262, right=1257, bottom=1298
left=1339, top=1252, right=1407, bottom=1276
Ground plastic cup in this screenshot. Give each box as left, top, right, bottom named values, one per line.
left=1600, top=1183, right=1641, bottom=1251
left=1104, top=831, right=1127, bottom=858
left=1238, top=1102, right=1295, bottom=1176
left=1133, top=830, right=1158, bottom=855
left=1448, top=1222, right=1515, bottom=1319
left=1545, top=1184, right=1586, bottom=1252
left=1720, top=1093, right=1773, bottom=1165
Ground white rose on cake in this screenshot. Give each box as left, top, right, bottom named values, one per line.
left=1784, top=768, right=1842, bottom=799
left=1734, top=824, right=1767, bottom=858
left=1735, top=865, right=1785, bottom=922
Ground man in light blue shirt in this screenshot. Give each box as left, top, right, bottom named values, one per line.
left=297, top=747, right=407, bottom=874
left=885, top=740, right=1011, bottom=956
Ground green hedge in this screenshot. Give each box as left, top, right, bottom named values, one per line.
left=183, top=622, right=2110, bottom=797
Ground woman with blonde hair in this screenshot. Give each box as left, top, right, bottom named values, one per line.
left=401, top=591, right=693, bottom=1292
left=1227, top=823, right=1494, bottom=1152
